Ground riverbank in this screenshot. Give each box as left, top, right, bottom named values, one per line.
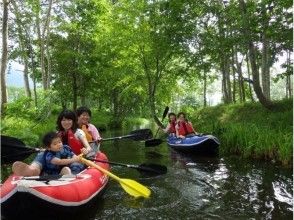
left=190, top=99, right=293, bottom=166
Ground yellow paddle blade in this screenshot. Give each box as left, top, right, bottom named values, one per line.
left=120, top=178, right=151, bottom=198
left=79, top=156, right=151, bottom=198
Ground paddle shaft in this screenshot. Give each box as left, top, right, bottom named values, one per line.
left=102, top=134, right=136, bottom=141
left=154, top=106, right=169, bottom=137
left=90, top=158, right=139, bottom=168
left=80, top=157, right=121, bottom=182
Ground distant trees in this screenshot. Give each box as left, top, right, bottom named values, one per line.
left=1, top=0, right=292, bottom=119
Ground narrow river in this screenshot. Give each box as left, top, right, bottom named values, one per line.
left=90, top=129, right=293, bottom=220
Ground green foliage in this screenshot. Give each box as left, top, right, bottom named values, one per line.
left=191, top=99, right=293, bottom=165
left=1, top=90, right=61, bottom=146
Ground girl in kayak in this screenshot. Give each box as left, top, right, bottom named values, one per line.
left=175, top=112, right=197, bottom=139
left=162, top=112, right=177, bottom=136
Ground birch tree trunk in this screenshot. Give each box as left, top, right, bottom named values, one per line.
left=1, top=0, right=9, bottom=114
left=36, top=0, right=53, bottom=90
left=261, top=15, right=271, bottom=100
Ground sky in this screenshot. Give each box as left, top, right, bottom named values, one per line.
left=6, top=61, right=34, bottom=88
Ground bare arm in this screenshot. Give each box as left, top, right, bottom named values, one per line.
left=80, top=135, right=92, bottom=154
left=51, top=155, right=80, bottom=165
left=162, top=123, right=171, bottom=133
left=189, top=122, right=197, bottom=134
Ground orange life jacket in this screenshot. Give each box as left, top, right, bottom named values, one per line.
left=177, top=121, right=195, bottom=136
left=58, top=129, right=83, bottom=155
left=81, top=125, right=93, bottom=142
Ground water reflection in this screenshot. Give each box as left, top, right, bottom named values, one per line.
left=273, top=180, right=293, bottom=210
left=95, top=129, right=293, bottom=220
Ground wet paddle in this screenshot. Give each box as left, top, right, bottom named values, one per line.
left=145, top=106, right=169, bottom=147
left=79, top=156, right=151, bottom=198
left=88, top=158, right=167, bottom=175
left=102, top=128, right=153, bottom=141
left=1, top=128, right=153, bottom=165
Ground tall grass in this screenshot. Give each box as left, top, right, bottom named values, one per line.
left=190, top=99, right=293, bottom=166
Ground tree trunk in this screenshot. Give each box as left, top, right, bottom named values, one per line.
left=1, top=0, right=9, bottom=114
left=234, top=51, right=246, bottom=102
left=72, top=71, right=78, bottom=111
left=221, top=59, right=228, bottom=103
left=30, top=44, right=38, bottom=107
left=36, top=10, right=47, bottom=90
left=231, top=58, right=236, bottom=103
left=261, top=3, right=271, bottom=100
left=246, top=53, right=254, bottom=102
left=36, top=0, right=53, bottom=90
left=261, top=30, right=271, bottom=100
left=45, top=0, right=53, bottom=89
left=286, top=50, right=292, bottom=98
left=238, top=0, right=274, bottom=110
left=220, top=56, right=232, bottom=103
left=203, top=71, right=207, bottom=107
left=23, top=60, right=31, bottom=98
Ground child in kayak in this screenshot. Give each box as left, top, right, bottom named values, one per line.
left=162, top=112, right=177, bottom=136
left=42, top=132, right=83, bottom=175
left=175, top=112, right=197, bottom=139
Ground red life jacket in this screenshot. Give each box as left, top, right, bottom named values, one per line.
left=177, top=121, right=195, bottom=136
left=169, top=121, right=176, bottom=133
left=58, top=129, right=83, bottom=155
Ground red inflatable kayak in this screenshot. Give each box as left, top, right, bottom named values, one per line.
left=0, top=152, right=109, bottom=220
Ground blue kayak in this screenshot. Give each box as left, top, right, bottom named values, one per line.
left=167, top=134, right=220, bottom=155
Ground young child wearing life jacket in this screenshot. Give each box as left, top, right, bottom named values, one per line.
left=42, top=132, right=83, bottom=175
left=175, top=112, right=197, bottom=139
left=162, top=112, right=177, bottom=136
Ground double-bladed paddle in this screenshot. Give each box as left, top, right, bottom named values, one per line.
left=154, top=106, right=169, bottom=137
left=145, top=106, right=169, bottom=147
left=1, top=128, right=153, bottom=165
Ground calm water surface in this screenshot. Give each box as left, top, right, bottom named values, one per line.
left=89, top=129, right=293, bottom=220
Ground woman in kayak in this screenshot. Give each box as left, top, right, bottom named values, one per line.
left=175, top=112, right=197, bottom=139
left=56, top=109, right=93, bottom=155
left=76, top=106, right=102, bottom=152
left=12, top=110, right=93, bottom=176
